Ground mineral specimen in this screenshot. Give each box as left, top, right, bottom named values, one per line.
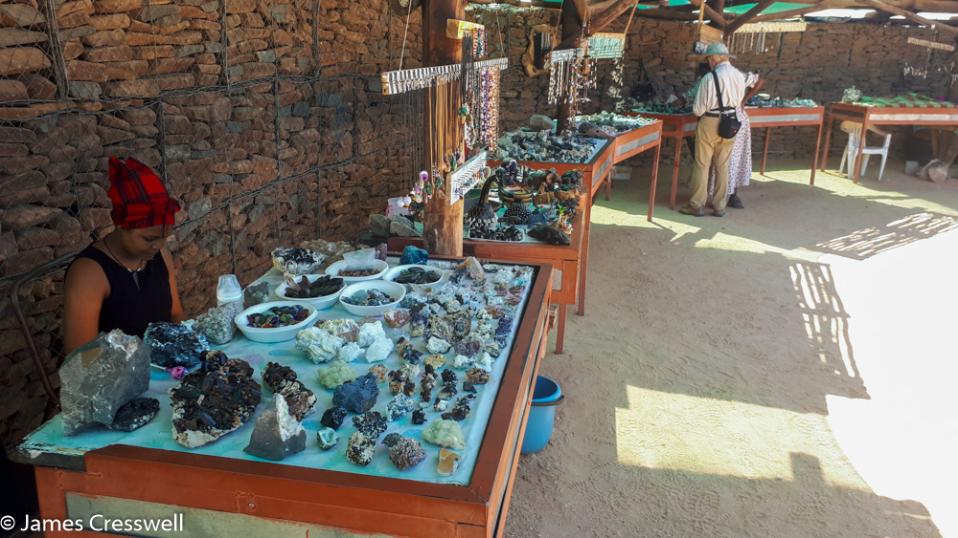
left=437, top=448, right=461, bottom=476
left=466, top=368, right=490, bottom=385
left=454, top=339, right=481, bottom=359
left=433, top=398, right=449, bottom=412
left=296, top=327, right=344, bottom=364
left=399, top=362, right=420, bottom=380
left=475, top=353, right=494, bottom=372
left=358, top=320, right=387, bottom=347
left=399, top=245, right=429, bottom=265
left=437, top=385, right=458, bottom=401
left=528, top=224, right=570, bottom=246
left=412, top=409, right=427, bottom=425
left=244, top=394, right=307, bottom=461
left=318, top=408, right=348, bottom=434
left=342, top=289, right=396, bottom=306
left=346, top=432, right=376, bottom=466
left=424, top=354, right=446, bottom=369
left=384, top=435, right=426, bottom=471
left=108, top=397, right=159, bottom=432
left=426, top=336, right=451, bottom=354
left=262, top=362, right=317, bottom=421
left=338, top=342, right=363, bottom=362
left=193, top=303, right=239, bottom=345
left=364, top=333, right=394, bottom=362
left=441, top=397, right=472, bottom=421
left=281, top=274, right=344, bottom=298
left=451, top=354, right=474, bottom=369
left=383, top=309, right=411, bottom=328
left=317, top=361, right=356, bottom=389
left=462, top=382, right=477, bottom=394
left=457, top=256, right=486, bottom=282
left=387, top=394, right=417, bottom=421
left=60, top=330, right=151, bottom=435
left=319, top=319, right=360, bottom=342
left=245, top=305, right=311, bottom=328
left=422, top=419, right=466, bottom=449
left=317, top=428, right=339, bottom=450
left=144, top=322, right=208, bottom=369
left=271, top=247, right=325, bottom=275
left=244, top=281, right=271, bottom=307
left=170, top=353, right=261, bottom=448
left=352, top=411, right=387, bottom=440
left=332, top=373, right=379, bottom=413
left=368, top=364, right=388, bottom=382
left=387, top=370, right=407, bottom=394
left=441, top=369, right=458, bottom=385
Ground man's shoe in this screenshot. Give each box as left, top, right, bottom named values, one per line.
left=728, top=193, right=744, bottom=209
left=679, top=204, right=705, bottom=217
left=712, top=209, right=726, bottom=217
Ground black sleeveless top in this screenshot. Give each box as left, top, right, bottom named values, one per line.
left=71, top=245, right=173, bottom=337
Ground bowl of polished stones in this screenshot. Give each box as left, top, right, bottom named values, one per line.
left=383, top=264, right=449, bottom=291
left=235, top=301, right=320, bottom=343
left=274, top=274, right=345, bottom=310
left=324, top=259, right=389, bottom=283
left=339, top=280, right=406, bottom=317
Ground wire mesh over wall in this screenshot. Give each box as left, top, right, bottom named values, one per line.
left=0, top=0, right=423, bottom=447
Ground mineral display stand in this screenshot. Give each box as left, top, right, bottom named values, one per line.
left=601, top=119, right=663, bottom=222
left=822, top=102, right=958, bottom=182
left=745, top=106, right=824, bottom=185
left=626, top=111, right=698, bottom=210
left=14, top=258, right=553, bottom=538
left=490, top=142, right=612, bottom=319
left=391, top=199, right=584, bottom=355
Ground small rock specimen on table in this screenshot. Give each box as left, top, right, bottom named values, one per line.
left=60, top=330, right=152, bottom=435
left=170, top=351, right=261, bottom=448
left=383, top=433, right=426, bottom=471
left=317, top=428, right=339, bottom=450
left=271, top=247, right=326, bottom=275
left=194, top=303, right=240, bottom=345
left=317, top=360, right=356, bottom=389
left=332, top=373, right=379, bottom=413
left=346, top=432, right=377, bottom=466
left=422, top=419, right=466, bottom=449
left=352, top=411, right=388, bottom=440
left=109, top=397, right=160, bottom=432
left=144, top=322, right=208, bottom=369
left=437, top=448, right=462, bottom=476
left=244, top=394, right=307, bottom=461
left=244, top=281, right=271, bottom=307
left=263, top=362, right=317, bottom=421
left=320, top=406, right=348, bottom=430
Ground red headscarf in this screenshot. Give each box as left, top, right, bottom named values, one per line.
left=107, top=157, right=180, bottom=230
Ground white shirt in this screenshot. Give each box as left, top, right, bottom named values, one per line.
left=692, top=62, right=755, bottom=117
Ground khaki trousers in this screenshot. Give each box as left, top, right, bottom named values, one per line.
left=690, top=116, right=734, bottom=211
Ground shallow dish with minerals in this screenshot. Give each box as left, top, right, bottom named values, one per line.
left=324, top=259, right=389, bottom=283
left=234, top=301, right=319, bottom=343
left=339, top=281, right=406, bottom=317
left=383, top=264, right=448, bottom=290
left=274, top=274, right=345, bottom=309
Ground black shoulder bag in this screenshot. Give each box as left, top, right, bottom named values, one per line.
left=711, top=70, right=740, bottom=139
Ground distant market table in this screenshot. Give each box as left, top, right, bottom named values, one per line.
left=391, top=201, right=585, bottom=355
left=605, top=119, right=664, bottom=222
left=746, top=106, right=824, bottom=185
left=630, top=111, right=698, bottom=210
left=490, top=142, right=612, bottom=318
left=821, top=102, right=958, bottom=182
left=14, top=258, right=554, bottom=538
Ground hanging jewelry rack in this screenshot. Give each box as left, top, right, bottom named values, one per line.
left=381, top=57, right=509, bottom=96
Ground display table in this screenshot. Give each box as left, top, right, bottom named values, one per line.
left=821, top=102, right=958, bottom=182
left=606, top=120, right=663, bottom=222
left=627, top=111, right=698, bottom=210
left=14, top=258, right=554, bottom=538
left=490, top=144, right=611, bottom=319
left=746, top=106, right=824, bottom=185
left=391, top=205, right=584, bottom=355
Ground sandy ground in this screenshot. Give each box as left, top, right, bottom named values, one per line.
left=504, top=156, right=958, bottom=538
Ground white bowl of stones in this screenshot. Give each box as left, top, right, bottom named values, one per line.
left=324, top=258, right=389, bottom=283
left=274, top=274, right=345, bottom=310
left=235, top=301, right=319, bottom=343
left=271, top=247, right=326, bottom=276
left=383, top=264, right=448, bottom=291
left=339, top=281, right=406, bottom=317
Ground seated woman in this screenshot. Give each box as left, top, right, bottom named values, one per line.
left=63, top=157, right=185, bottom=353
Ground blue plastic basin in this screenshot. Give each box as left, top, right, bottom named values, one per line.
left=521, top=376, right=564, bottom=454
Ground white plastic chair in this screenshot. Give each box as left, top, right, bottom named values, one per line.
left=839, top=124, right=892, bottom=181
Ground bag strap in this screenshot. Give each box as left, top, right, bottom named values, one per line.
left=710, top=70, right=730, bottom=113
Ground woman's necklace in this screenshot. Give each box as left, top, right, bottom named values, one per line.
left=103, top=235, right=146, bottom=290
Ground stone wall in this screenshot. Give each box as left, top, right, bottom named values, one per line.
left=0, top=0, right=423, bottom=448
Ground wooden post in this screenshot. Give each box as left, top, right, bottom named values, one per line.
left=422, top=0, right=465, bottom=256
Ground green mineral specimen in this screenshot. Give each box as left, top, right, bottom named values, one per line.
left=317, top=360, right=356, bottom=389
left=422, top=419, right=466, bottom=450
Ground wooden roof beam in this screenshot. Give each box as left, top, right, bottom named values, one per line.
left=856, top=0, right=958, bottom=36
left=688, top=0, right=729, bottom=26
left=590, top=0, right=641, bottom=33
left=724, top=0, right=775, bottom=34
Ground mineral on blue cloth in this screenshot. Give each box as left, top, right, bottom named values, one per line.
left=143, top=322, right=208, bottom=369
left=399, top=245, right=429, bottom=265
left=244, top=394, right=307, bottom=461
left=332, top=373, right=380, bottom=413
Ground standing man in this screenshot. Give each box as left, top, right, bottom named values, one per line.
left=680, top=43, right=749, bottom=217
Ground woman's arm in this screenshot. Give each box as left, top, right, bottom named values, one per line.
left=161, top=248, right=185, bottom=322
left=743, top=76, right=765, bottom=105
left=63, top=258, right=109, bottom=354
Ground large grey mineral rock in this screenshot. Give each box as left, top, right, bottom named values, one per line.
left=194, top=303, right=240, bottom=345
left=60, top=330, right=151, bottom=435
left=244, top=394, right=307, bottom=461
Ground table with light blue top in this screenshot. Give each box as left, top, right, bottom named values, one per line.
left=15, top=257, right=555, bottom=538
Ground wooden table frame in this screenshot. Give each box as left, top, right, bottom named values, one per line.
left=630, top=112, right=698, bottom=210
left=390, top=207, right=584, bottom=355
left=606, top=120, right=664, bottom=222
left=16, top=259, right=553, bottom=538
left=746, top=106, right=824, bottom=186
left=821, top=102, right=958, bottom=182
left=490, top=141, right=612, bottom=320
